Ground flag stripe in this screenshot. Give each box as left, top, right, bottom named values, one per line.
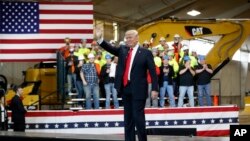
left=39, top=2, right=93, bottom=5
left=39, top=29, right=93, bottom=34
left=0, top=39, right=93, bottom=44
left=0, top=43, right=93, bottom=49
left=26, top=128, right=124, bottom=134
left=1, top=34, right=93, bottom=39
left=39, top=24, right=93, bottom=29
left=40, top=19, right=93, bottom=24
left=39, top=14, right=93, bottom=20
left=40, top=10, right=93, bottom=14
left=0, top=59, right=56, bottom=62
left=13, top=106, right=238, bottom=117
left=197, top=130, right=229, bottom=136
left=39, top=4, right=93, bottom=10
left=1, top=49, right=57, bottom=54
left=0, top=53, right=56, bottom=59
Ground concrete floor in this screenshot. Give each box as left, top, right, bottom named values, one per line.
left=0, top=131, right=229, bottom=141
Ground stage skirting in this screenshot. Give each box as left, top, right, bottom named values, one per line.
left=8, top=105, right=239, bottom=136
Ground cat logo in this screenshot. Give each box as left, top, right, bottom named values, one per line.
left=192, top=27, right=203, bottom=36
left=185, top=26, right=212, bottom=36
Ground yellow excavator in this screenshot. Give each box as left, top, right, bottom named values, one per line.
left=4, top=62, right=58, bottom=110
left=138, top=18, right=250, bottom=113
left=138, top=19, right=250, bottom=69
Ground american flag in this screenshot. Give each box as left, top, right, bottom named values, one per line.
left=0, top=1, right=93, bottom=62
left=8, top=106, right=239, bottom=136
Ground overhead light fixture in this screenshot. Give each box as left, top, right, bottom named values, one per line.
left=187, top=10, right=201, bottom=16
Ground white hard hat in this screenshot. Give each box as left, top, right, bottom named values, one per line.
left=182, top=44, right=189, bottom=51
left=159, top=37, right=166, bottom=41
left=191, top=48, right=197, bottom=52
left=174, top=34, right=180, bottom=38
left=78, top=55, right=85, bottom=60
left=168, top=46, right=174, bottom=50
left=88, top=53, right=95, bottom=59
left=143, top=40, right=150, bottom=45
left=74, top=43, right=80, bottom=47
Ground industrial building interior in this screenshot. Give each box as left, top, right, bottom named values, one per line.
left=0, top=0, right=250, bottom=131
left=1, top=0, right=250, bottom=140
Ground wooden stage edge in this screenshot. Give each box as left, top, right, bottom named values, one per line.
left=0, top=131, right=229, bottom=141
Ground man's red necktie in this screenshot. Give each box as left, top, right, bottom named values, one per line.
left=123, top=48, right=133, bottom=87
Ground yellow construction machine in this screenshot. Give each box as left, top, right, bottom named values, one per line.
left=138, top=18, right=250, bottom=113
left=138, top=19, right=250, bottom=69
left=4, top=62, right=58, bottom=110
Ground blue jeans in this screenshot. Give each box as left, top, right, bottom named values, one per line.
left=67, top=73, right=76, bottom=93
left=104, top=83, right=119, bottom=109
left=145, top=83, right=158, bottom=108
left=83, top=84, right=100, bottom=109
left=160, top=81, right=175, bottom=107
left=76, top=81, right=84, bottom=105
left=178, top=86, right=194, bottom=107
left=198, top=83, right=212, bottom=106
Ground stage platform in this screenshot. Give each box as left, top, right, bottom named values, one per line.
left=0, top=131, right=229, bottom=141
left=7, top=105, right=239, bottom=137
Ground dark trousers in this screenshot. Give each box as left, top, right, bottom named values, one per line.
left=122, top=83, right=147, bottom=141
left=13, top=122, right=25, bottom=132
left=0, top=122, right=8, bottom=131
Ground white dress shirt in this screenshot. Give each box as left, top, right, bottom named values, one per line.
left=128, top=44, right=139, bottom=80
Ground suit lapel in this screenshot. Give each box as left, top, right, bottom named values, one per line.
left=123, top=46, right=130, bottom=67
left=131, top=46, right=141, bottom=70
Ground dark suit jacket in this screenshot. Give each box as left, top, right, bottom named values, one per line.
left=10, top=95, right=27, bottom=123
left=99, top=41, right=158, bottom=100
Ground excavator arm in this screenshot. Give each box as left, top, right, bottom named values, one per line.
left=138, top=19, right=250, bottom=69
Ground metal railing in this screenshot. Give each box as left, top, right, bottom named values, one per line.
left=56, top=51, right=66, bottom=109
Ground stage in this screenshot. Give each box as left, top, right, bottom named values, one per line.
left=6, top=105, right=239, bottom=137
left=0, top=131, right=229, bottom=141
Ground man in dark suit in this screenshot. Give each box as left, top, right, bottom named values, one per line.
left=0, top=89, right=8, bottom=131
left=95, top=28, right=159, bottom=141
left=10, top=85, right=27, bottom=132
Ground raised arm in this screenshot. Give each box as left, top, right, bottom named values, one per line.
left=95, top=27, right=120, bottom=56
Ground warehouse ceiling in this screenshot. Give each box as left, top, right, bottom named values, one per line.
left=92, top=0, right=250, bottom=52
left=93, top=0, right=250, bottom=29
left=12, top=0, right=250, bottom=52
